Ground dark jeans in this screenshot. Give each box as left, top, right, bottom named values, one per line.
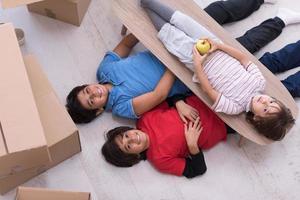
left=259, top=41, right=300, bottom=97
left=204, top=0, right=264, bottom=25
left=204, top=0, right=285, bottom=53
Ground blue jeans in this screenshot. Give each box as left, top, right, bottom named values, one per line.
left=259, top=40, right=300, bottom=97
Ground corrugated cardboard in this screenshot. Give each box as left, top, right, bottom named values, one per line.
left=0, top=23, right=50, bottom=179
left=1, top=0, right=91, bottom=26
left=27, top=0, right=91, bottom=26
left=0, top=55, right=81, bottom=194
left=1, top=0, right=42, bottom=8
left=16, top=187, right=90, bottom=200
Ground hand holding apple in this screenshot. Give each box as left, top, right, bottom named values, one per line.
left=196, top=39, right=211, bottom=55
left=193, top=46, right=208, bottom=69
left=206, top=38, right=219, bottom=53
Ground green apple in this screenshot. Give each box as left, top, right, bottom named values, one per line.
left=196, top=39, right=211, bottom=55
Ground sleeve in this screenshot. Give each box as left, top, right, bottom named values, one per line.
left=166, top=94, right=188, bottom=107
left=212, top=93, right=244, bottom=115
left=112, top=99, right=139, bottom=119
left=182, top=150, right=207, bottom=178
left=246, top=62, right=266, bottom=83
left=99, top=51, right=122, bottom=70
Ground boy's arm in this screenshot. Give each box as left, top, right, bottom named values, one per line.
left=113, top=33, right=139, bottom=58
left=132, top=69, right=175, bottom=116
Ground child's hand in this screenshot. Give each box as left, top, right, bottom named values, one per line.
left=175, top=100, right=199, bottom=124
left=206, top=38, right=219, bottom=53
left=193, top=46, right=208, bottom=69
left=184, top=117, right=203, bottom=155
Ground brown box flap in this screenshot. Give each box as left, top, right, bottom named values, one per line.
left=16, top=187, right=90, bottom=200
left=0, top=126, right=7, bottom=156
left=1, top=0, right=43, bottom=8
left=0, top=23, right=47, bottom=153
left=23, top=55, right=78, bottom=147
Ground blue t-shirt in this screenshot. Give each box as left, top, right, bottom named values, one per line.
left=97, top=50, right=190, bottom=119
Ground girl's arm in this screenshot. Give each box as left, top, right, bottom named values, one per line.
left=182, top=117, right=206, bottom=178
left=193, top=47, right=219, bottom=103
left=132, top=69, right=175, bottom=116
left=216, top=42, right=250, bottom=67
left=183, top=150, right=206, bottom=178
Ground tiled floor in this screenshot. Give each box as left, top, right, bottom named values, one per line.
left=0, top=0, right=299, bottom=199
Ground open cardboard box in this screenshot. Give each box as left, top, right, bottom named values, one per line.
left=0, top=23, right=50, bottom=180
left=0, top=24, right=81, bottom=194
left=1, top=0, right=91, bottom=26
left=16, top=187, right=90, bottom=200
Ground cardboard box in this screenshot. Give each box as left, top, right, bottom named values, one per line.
left=0, top=23, right=50, bottom=179
left=0, top=55, right=81, bottom=194
left=1, top=0, right=91, bottom=26
left=16, top=187, right=90, bottom=200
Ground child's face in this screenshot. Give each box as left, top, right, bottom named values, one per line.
left=77, top=83, right=108, bottom=110
left=115, top=129, right=150, bottom=155
left=251, top=94, right=281, bottom=117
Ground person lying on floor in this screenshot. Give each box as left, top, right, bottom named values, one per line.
left=102, top=94, right=236, bottom=178
left=65, top=0, right=292, bottom=125
left=141, top=0, right=296, bottom=141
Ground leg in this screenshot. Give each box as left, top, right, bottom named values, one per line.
left=281, top=72, right=300, bottom=98
left=281, top=72, right=300, bottom=97
left=144, top=8, right=168, bottom=31
left=259, top=40, right=300, bottom=73
left=204, top=0, right=264, bottom=25
left=259, top=41, right=300, bottom=97
left=141, top=0, right=175, bottom=22
left=236, top=17, right=284, bottom=53
left=141, top=0, right=219, bottom=41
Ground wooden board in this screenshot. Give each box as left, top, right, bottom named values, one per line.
left=113, top=0, right=299, bottom=145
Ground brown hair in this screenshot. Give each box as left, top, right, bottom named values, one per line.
left=101, top=126, right=146, bottom=167
left=66, top=85, right=99, bottom=124
left=246, top=100, right=295, bottom=141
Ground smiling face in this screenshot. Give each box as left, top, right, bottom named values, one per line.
left=77, top=84, right=109, bottom=111
left=251, top=94, right=281, bottom=118
left=115, top=129, right=150, bottom=155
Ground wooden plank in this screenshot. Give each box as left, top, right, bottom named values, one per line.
left=113, top=0, right=298, bottom=145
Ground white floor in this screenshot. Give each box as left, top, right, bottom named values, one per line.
left=1, top=0, right=300, bottom=200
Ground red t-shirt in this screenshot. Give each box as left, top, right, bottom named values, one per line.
left=137, top=95, right=226, bottom=176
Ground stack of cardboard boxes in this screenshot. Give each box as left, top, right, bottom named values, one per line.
left=1, top=0, right=91, bottom=26
left=0, top=23, right=81, bottom=194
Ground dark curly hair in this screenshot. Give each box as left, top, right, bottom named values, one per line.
left=101, top=126, right=147, bottom=167
left=66, top=84, right=99, bottom=124
left=246, top=100, right=295, bottom=141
